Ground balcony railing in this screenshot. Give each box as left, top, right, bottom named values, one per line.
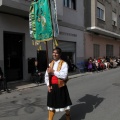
left=0, top=0, right=63, bottom=20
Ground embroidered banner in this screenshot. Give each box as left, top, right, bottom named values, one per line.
left=29, top=0, right=59, bottom=45
left=29, top=0, right=53, bottom=45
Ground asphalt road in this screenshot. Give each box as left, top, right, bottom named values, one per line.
left=0, top=67, right=120, bottom=120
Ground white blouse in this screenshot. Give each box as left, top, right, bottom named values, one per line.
left=45, top=60, right=68, bottom=86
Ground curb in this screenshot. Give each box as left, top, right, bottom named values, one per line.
left=7, top=72, right=92, bottom=92
left=68, top=72, right=92, bottom=79
left=8, top=67, right=120, bottom=92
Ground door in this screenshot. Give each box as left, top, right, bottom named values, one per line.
left=4, top=32, right=23, bottom=81
left=37, top=50, right=47, bottom=71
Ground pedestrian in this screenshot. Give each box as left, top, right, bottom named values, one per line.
left=0, top=67, right=9, bottom=92
left=45, top=47, right=72, bottom=120
left=31, top=59, right=42, bottom=84
left=66, top=56, right=73, bottom=72
left=0, top=67, right=3, bottom=79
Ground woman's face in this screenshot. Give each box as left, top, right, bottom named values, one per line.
left=52, top=50, right=60, bottom=61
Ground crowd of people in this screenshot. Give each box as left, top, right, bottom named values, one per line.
left=86, top=56, right=120, bottom=72
left=66, top=56, right=120, bottom=73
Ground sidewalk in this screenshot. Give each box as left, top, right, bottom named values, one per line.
left=5, top=66, right=120, bottom=92
left=6, top=71, right=91, bottom=92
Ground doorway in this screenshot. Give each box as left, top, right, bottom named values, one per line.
left=4, top=32, right=23, bottom=81
left=37, top=50, right=47, bottom=71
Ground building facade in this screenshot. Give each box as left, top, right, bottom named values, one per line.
left=0, top=0, right=84, bottom=81
left=84, top=0, right=120, bottom=59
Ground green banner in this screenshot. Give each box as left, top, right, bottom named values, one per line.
left=29, top=0, right=53, bottom=44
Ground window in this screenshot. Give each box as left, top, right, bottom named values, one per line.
left=97, top=2, right=105, bottom=20
left=63, top=0, right=76, bottom=10
left=106, top=45, right=113, bottom=57
left=97, top=7, right=104, bottom=20
left=37, top=51, right=47, bottom=71
left=112, top=12, right=117, bottom=26
left=93, top=44, right=100, bottom=59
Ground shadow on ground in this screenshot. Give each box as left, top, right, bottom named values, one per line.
left=59, top=94, right=104, bottom=120
left=7, top=81, right=32, bottom=91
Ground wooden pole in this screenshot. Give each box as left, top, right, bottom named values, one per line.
left=45, top=41, right=49, bottom=67
left=45, top=41, right=51, bottom=86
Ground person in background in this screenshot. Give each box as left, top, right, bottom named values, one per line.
left=31, top=59, right=42, bottom=84
left=92, top=58, right=99, bottom=71
left=45, top=47, right=72, bottom=120
left=66, top=56, right=73, bottom=72
left=0, top=67, right=9, bottom=93
left=0, top=67, right=3, bottom=79
left=87, top=59, right=93, bottom=72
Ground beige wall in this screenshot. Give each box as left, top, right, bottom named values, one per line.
left=85, top=32, right=120, bottom=59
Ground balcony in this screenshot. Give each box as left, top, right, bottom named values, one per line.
left=0, top=0, right=30, bottom=18
left=0, top=0, right=63, bottom=20
left=87, top=26, right=120, bottom=39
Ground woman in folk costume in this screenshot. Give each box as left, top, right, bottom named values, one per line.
left=45, top=47, right=72, bottom=120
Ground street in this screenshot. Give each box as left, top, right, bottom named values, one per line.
left=0, top=67, right=120, bottom=120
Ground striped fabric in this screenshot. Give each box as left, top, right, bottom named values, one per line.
left=50, top=0, right=59, bottom=38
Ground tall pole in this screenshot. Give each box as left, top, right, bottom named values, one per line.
left=45, top=41, right=49, bottom=67
left=45, top=41, right=51, bottom=86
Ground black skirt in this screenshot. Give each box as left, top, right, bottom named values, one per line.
left=47, top=84, right=72, bottom=112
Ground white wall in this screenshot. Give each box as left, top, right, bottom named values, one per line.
left=0, top=13, right=37, bottom=80
left=56, top=0, right=63, bottom=20
left=58, top=26, right=84, bottom=63
left=63, top=0, right=84, bottom=27
left=58, top=0, right=85, bottom=62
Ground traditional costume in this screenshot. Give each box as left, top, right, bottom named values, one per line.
left=45, top=59, right=72, bottom=120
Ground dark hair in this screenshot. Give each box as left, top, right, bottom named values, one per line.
left=53, top=47, right=62, bottom=55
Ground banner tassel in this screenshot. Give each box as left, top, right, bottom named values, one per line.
left=54, top=38, right=58, bottom=47
left=38, top=42, right=42, bottom=51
